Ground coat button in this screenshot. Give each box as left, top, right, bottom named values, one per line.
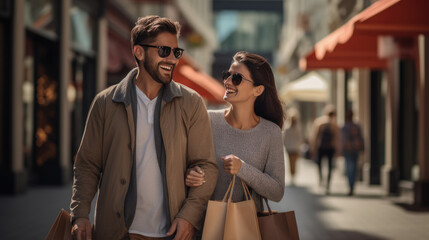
left=116, top=212, right=121, bottom=218
left=120, top=178, right=126, bottom=185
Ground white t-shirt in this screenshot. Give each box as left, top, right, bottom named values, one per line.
left=128, top=86, right=168, bottom=237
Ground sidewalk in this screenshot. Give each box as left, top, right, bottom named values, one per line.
left=0, top=157, right=428, bottom=239
left=0, top=183, right=74, bottom=239
left=273, top=156, right=429, bottom=240
left=0, top=182, right=97, bottom=240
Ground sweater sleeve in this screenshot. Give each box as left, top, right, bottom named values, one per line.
left=237, top=127, right=285, bottom=202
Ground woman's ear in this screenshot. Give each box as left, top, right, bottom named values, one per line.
left=254, top=85, right=265, bottom=97
left=133, top=45, right=144, bottom=62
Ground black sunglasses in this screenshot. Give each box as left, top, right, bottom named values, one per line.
left=138, top=44, right=184, bottom=59
left=222, top=71, right=254, bottom=86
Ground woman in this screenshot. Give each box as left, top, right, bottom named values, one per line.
left=283, top=108, right=303, bottom=185
left=186, top=51, right=285, bottom=209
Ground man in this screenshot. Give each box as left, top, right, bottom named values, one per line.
left=310, top=104, right=340, bottom=194
left=341, top=109, right=364, bottom=196
left=70, top=16, right=218, bottom=240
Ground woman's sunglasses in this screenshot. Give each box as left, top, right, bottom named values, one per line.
left=138, top=44, right=184, bottom=59
left=222, top=71, right=255, bottom=86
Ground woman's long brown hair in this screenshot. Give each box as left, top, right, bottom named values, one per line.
left=233, top=51, right=284, bottom=129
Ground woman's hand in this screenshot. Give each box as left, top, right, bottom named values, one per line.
left=185, top=166, right=205, bottom=187
left=222, top=154, right=242, bottom=175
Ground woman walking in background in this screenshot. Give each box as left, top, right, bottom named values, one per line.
left=283, top=108, right=303, bottom=185
left=186, top=51, right=285, bottom=211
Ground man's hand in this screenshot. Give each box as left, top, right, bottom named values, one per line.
left=222, top=154, right=242, bottom=175
left=71, top=218, right=92, bottom=240
left=185, top=166, right=205, bottom=187
left=166, top=218, right=194, bottom=240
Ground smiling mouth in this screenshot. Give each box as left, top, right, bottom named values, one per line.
left=160, top=64, right=173, bottom=72
left=225, top=87, right=237, bottom=95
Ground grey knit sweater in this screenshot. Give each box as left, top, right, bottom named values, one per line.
left=208, top=109, right=285, bottom=209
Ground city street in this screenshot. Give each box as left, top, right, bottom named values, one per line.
left=2, top=1, right=429, bottom=240
left=1, top=157, right=429, bottom=240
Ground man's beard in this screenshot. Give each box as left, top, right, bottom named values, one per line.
left=143, top=53, right=174, bottom=85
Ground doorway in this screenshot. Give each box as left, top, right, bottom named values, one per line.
left=398, top=59, right=418, bottom=181
left=370, top=70, right=386, bottom=185
left=24, top=30, right=61, bottom=185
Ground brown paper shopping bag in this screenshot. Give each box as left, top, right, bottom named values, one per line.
left=202, top=175, right=261, bottom=240
left=45, top=209, right=72, bottom=240
left=258, top=198, right=300, bottom=240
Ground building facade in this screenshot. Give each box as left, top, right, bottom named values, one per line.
left=296, top=0, right=429, bottom=206
left=1, top=0, right=220, bottom=194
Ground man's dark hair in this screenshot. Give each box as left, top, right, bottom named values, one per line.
left=130, top=15, right=181, bottom=64
left=323, top=104, right=336, bottom=117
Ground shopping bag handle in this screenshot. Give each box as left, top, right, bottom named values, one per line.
left=222, top=175, right=236, bottom=202
left=259, top=197, right=273, bottom=215
left=240, top=178, right=252, bottom=200
left=222, top=175, right=253, bottom=202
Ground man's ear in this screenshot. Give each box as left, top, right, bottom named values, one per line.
left=133, top=45, right=144, bottom=62
left=254, top=85, right=265, bottom=97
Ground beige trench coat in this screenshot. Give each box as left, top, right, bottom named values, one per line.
left=70, top=68, right=218, bottom=239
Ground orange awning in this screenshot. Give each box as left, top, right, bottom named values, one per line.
left=300, top=0, right=429, bottom=70
left=173, top=55, right=225, bottom=105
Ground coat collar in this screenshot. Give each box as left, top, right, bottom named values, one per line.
left=112, top=67, right=183, bottom=105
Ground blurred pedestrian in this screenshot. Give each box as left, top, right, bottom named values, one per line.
left=310, top=104, right=340, bottom=194
left=186, top=51, right=285, bottom=212
left=283, top=108, right=303, bottom=185
left=341, top=109, right=364, bottom=196
left=70, top=15, right=218, bottom=240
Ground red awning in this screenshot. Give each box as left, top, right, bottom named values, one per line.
left=301, top=34, right=388, bottom=70
left=300, top=0, right=429, bottom=70
left=173, top=55, right=225, bottom=105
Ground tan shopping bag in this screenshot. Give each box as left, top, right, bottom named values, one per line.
left=258, top=198, right=300, bottom=240
left=45, top=209, right=72, bottom=240
left=202, top=175, right=261, bottom=240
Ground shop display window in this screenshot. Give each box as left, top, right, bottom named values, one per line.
left=24, top=35, right=60, bottom=184
left=25, top=0, right=57, bottom=35
left=71, top=0, right=99, bottom=53
left=215, top=11, right=281, bottom=52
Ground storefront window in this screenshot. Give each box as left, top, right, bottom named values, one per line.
left=69, top=0, right=98, bottom=164
left=24, top=34, right=60, bottom=183
left=70, top=6, right=94, bottom=52
left=70, top=0, right=96, bottom=52
left=24, top=0, right=56, bottom=34
left=215, top=11, right=281, bottom=52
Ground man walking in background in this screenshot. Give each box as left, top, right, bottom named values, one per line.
left=341, top=109, right=364, bottom=196
left=310, top=105, right=340, bottom=195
